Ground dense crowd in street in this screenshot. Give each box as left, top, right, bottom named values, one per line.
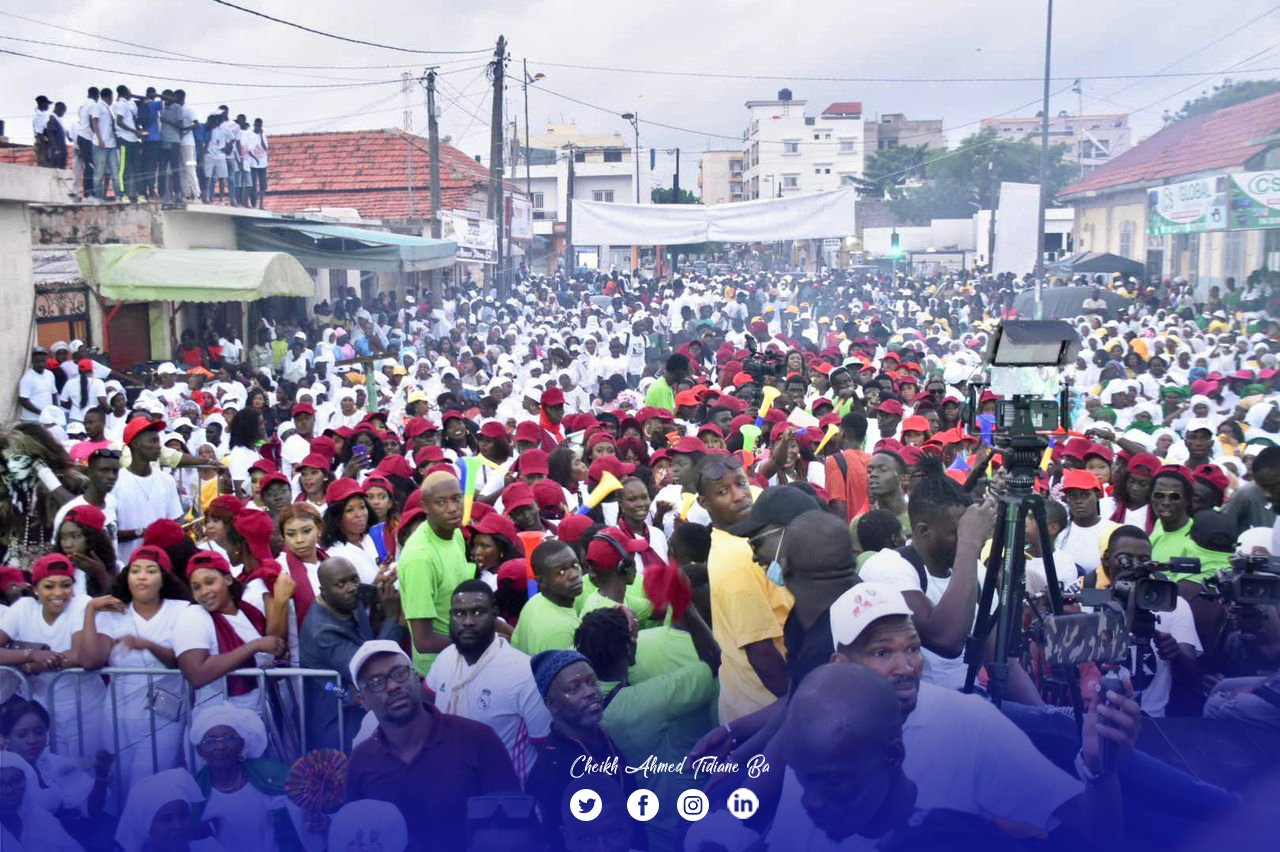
left=2, top=262, right=1280, bottom=852
left=30, top=87, right=269, bottom=207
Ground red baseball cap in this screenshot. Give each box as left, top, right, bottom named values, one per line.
left=514, top=421, right=542, bottom=444
left=414, top=445, right=446, bottom=467
left=472, top=512, right=520, bottom=549
left=298, top=453, right=331, bottom=472
left=671, top=436, right=708, bottom=455
left=501, top=482, right=537, bottom=512
left=541, top=388, right=566, bottom=407
left=63, top=503, right=106, bottom=532
left=588, top=455, right=635, bottom=483
left=585, top=526, right=647, bottom=571
left=875, top=400, right=904, bottom=416
left=123, top=417, right=165, bottom=446
left=1126, top=453, right=1160, bottom=478
left=291, top=403, right=316, bottom=417
left=555, top=514, right=594, bottom=545
left=32, top=553, right=75, bottom=585
left=325, top=478, right=365, bottom=505
left=518, top=449, right=551, bottom=476
left=1061, top=469, right=1103, bottom=493
left=901, top=415, right=930, bottom=434
left=479, top=421, right=510, bottom=440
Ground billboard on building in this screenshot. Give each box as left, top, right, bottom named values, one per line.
left=1147, top=176, right=1227, bottom=235
left=439, top=211, right=497, bottom=264
left=1227, top=171, right=1280, bottom=230
left=508, top=197, right=533, bottom=240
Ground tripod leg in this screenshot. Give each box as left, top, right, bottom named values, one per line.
left=987, top=498, right=1032, bottom=707
left=964, top=496, right=1010, bottom=694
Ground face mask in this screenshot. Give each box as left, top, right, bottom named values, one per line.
left=766, top=560, right=786, bottom=587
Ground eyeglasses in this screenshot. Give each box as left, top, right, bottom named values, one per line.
left=88, top=449, right=122, bottom=460
left=467, top=794, right=538, bottom=821
left=698, top=455, right=744, bottom=481
left=359, top=664, right=413, bottom=694
left=1151, top=491, right=1185, bottom=502
left=198, top=733, right=242, bottom=750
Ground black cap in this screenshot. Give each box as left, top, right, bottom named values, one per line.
left=728, top=485, right=820, bottom=538
left=35, top=95, right=50, bottom=104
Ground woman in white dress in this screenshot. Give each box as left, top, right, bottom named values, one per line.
left=172, top=551, right=287, bottom=714
left=0, top=699, right=108, bottom=835
left=115, top=767, right=230, bottom=852
left=318, top=479, right=381, bottom=583
left=0, top=553, right=106, bottom=758
left=0, top=751, right=83, bottom=852
left=77, top=545, right=193, bottom=790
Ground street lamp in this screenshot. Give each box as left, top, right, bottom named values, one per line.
left=523, top=62, right=546, bottom=196
left=621, top=112, right=640, bottom=203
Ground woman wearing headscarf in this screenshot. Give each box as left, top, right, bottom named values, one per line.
left=0, top=751, right=83, bottom=851
left=77, top=545, right=192, bottom=788
left=187, top=705, right=298, bottom=852
left=172, top=551, right=287, bottom=711
left=0, top=699, right=109, bottom=845
left=115, top=767, right=228, bottom=852
left=0, top=553, right=105, bottom=757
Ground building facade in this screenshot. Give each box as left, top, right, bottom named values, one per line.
left=981, top=113, right=1132, bottom=174
left=742, top=91, right=865, bottom=200
left=698, top=150, right=744, bottom=205
left=1059, top=93, right=1280, bottom=296
left=864, top=113, right=947, bottom=154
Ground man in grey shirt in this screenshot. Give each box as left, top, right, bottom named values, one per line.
left=160, top=91, right=188, bottom=203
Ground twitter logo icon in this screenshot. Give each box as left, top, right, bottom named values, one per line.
left=570, top=789, right=603, bottom=822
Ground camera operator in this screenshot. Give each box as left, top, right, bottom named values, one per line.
left=1098, top=526, right=1202, bottom=717
left=1203, top=600, right=1280, bottom=730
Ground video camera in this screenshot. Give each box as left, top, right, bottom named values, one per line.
left=1210, top=554, right=1280, bottom=607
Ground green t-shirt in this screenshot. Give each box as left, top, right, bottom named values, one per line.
left=398, top=523, right=473, bottom=675
left=511, top=593, right=581, bottom=656
left=645, top=376, right=676, bottom=412
left=577, top=577, right=656, bottom=624
left=1151, top=519, right=1194, bottom=564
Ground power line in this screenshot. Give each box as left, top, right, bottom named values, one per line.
left=522, top=57, right=1280, bottom=84
left=0, top=46, right=406, bottom=89
left=209, top=0, right=490, bottom=55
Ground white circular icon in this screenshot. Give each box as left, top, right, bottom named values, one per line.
left=726, top=787, right=760, bottom=820
left=676, top=789, right=709, bottom=822
left=626, top=788, right=660, bottom=822
left=570, top=788, right=603, bottom=822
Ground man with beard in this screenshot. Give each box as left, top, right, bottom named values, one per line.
left=399, top=471, right=470, bottom=674
left=524, top=649, right=637, bottom=852
left=345, top=640, right=518, bottom=848
left=300, top=556, right=407, bottom=749
left=426, top=579, right=550, bottom=783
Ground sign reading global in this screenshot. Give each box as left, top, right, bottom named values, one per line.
left=1147, top=175, right=1227, bottom=235
left=1228, top=171, right=1280, bottom=230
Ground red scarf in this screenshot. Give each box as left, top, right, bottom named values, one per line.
left=284, top=548, right=326, bottom=625
left=1109, top=500, right=1156, bottom=534
left=209, top=602, right=267, bottom=697
left=616, top=520, right=665, bottom=574
left=540, top=408, right=564, bottom=445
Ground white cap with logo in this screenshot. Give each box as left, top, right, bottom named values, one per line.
left=348, top=639, right=413, bottom=684
left=829, top=582, right=913, bottom=649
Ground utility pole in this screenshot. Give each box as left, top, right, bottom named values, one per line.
left=986, top=160, right=997, bottom=272
left=425, top=69, right=442, bottom=303
left=564, top=144, right=575, bottom=275
left=487, top=35, right=506, bottom=298
left=1034, top=0, right=1053, bottom=286
left=402, top=72, right=415, bottom=220
left=524, top=59, right=533, bottom=196
left=670, top=147, right=680, bottom=275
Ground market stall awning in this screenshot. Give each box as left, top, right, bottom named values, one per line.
left=237, top=221, right=456, bottom=272
left=75, top=244, right=316, bottom=303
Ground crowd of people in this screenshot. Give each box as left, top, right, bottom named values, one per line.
left=31, top=87, right=269, bottom=207
left=2, top=261, right=1280, bottom=851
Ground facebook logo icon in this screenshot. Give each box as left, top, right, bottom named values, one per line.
left=728, top=788, right=759, bottom=819
left=626, top=788, right=659, bottom=822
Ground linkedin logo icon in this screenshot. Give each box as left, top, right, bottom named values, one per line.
left=727, top=787, right=759, bottom=819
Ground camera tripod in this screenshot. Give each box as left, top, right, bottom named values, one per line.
left=962, top=434, right=1084, bottom=723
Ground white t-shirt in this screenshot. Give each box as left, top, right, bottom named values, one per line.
left=172, top=603, right=272, bottom=710
left=201, top=779, right=282, bottom=852
left=245, top=131, right=268, bottom=168
left=112, top=98, right=139, bottom=143
left=1125, top=596, right=1202, bottom=717
left=113, top=467, right=183, bottom=563
left=770, top=682, right=1083, bottom=840
left=59, top=376, right=106, bottom=422
left=95, top=599, right=188, bottom=719
left=93, top=100, right=117, bottom=147
left=426, top=637, right=552, bottom=782
left=18, top=368, right=57, bottom=421
left=1055, top=519, right=1114, bottom=575
left=650, top=482, right=711, bottom=539
left=0, top=596, right=90, bottom=698
left=77, top=100, right=97, bottom=141
left=180, top=105, right=198, bottom=143
left=327, top=538, right=382, bottom=584
left=857, top=549, right=975, bottom=690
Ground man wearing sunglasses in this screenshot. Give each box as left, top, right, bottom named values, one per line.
left=345, top=639, right=519, bottom=847
left=700, top=454, right=793, bottom=723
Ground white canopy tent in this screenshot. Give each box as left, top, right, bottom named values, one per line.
left=571, top=188, right=857, bottom=245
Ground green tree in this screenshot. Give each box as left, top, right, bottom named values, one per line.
left=1170, top=78, right=1280, bottom=123
left=651, top=187, right=700, bottom=204
left=854, top=143, right=930, bottom=200
left=886, top=128, right=1073, bottom=224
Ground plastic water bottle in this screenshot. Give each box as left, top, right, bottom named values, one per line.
left=323, top=681, right=350, bottom=702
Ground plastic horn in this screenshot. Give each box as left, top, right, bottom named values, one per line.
left=739, top=423, right=762, bottom=453
left=754, top=385, right=783, bottom=426
left=518, top=530, right=544, bottom=579
left=679, top=491, right=697, bottom=520
left=815, top=422, right=840, bottom=454
left=460, top=456, right=482, bottom=526
left=576, top=470, right=623, bottom=515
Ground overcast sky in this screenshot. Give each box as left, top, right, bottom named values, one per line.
left=2, top=0, right=1277, bottom=167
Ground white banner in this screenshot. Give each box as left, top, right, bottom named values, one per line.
left=992, top=182, right=1040, bottom=277
left=509, top=197, right=533, bottom=240
left=572, top=188, right=856, bottom=245
left=439, top=211, right=496, bottom=264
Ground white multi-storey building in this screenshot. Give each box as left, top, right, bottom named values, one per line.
left=980, top=112, right=1132, bottom=175
left=742, top=90, right=866, bottom=200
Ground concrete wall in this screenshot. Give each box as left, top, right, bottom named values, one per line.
left=1069, top=189, right=1146, bottom=259
left=30, top=203, right=157, bottom=245
left=159, top=210, right=237, bottom=249
left=0, top=163, right=74, bottom=420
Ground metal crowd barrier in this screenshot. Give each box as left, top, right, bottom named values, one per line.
left=39, top=666, right=348, bottom=810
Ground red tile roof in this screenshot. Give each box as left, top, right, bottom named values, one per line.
left=262, top=128, right=521, bottom=221
left=1060, top=92, right=1280, bottom=198
left=821, top=101, right=863, bottom=117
